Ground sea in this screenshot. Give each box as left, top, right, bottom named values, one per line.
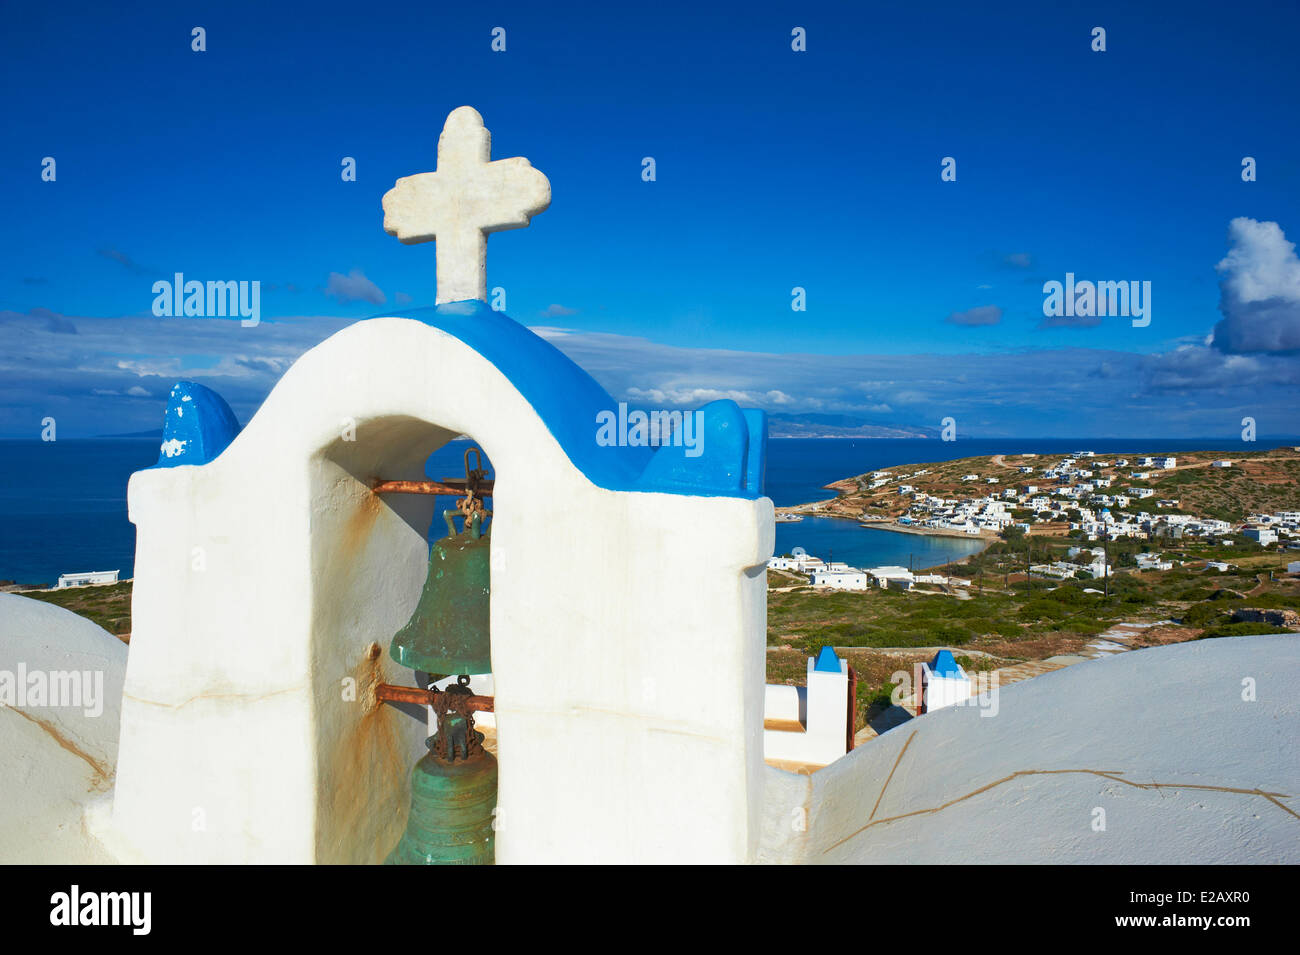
left=0, top=435, right=1285, bottom=587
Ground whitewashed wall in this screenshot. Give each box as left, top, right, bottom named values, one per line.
left=104, top=316, right=773, bottom=864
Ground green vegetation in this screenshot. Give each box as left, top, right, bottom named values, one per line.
left=859, top=678, right=896, bottom=710
left=954, top=654, right=999, bottom=673
left=1199, top=621, right=1292, bottom=639
left=22, top=581, right=133, bottom=637
left=768, top=537, right=1300, bottom=666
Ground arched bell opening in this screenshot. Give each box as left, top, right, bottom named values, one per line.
left=307, top=415, right=499, bottom=864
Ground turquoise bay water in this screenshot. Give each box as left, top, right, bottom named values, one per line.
left=0, top=435, right=1289, bottom=585
left=775, top=518, right=986, bottom=572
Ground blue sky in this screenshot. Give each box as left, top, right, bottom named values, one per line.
left=2, top=0, right=1298, bottom=438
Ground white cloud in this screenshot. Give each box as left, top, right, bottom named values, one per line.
left=946, top=305, right=1002, bottom=326
left=1211, top=217, right=1300, bottom=353
left=0, top=308, right=358, bottom=435
left=325, top=269, right=386, bottom=305
left=1141, top=343, right=1298, bottom=392
left=624, top=386, right=803, bottom=407
left=2, top=296, right=1295, bottom=439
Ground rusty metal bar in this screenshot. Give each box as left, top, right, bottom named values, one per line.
left=375, top=683, right=495, bottom=712
left=371, top=479, right=495, bottom=496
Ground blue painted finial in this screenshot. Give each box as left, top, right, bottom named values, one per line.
left=635, top=399, right=752, bottom=494
left=930, top=650, right=962, bottom=677
left=814, top=645, right=841, bottom=673
left=152, top=381, right=241, bottom=468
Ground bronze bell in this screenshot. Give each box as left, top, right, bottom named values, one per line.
left=390, top=509, right=491, bottom=676
left=384, top=675, right=498, bottom=866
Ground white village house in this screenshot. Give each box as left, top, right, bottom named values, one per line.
left=767, top=549, right=825, bottom=573
left=868, top=565, right=915, bottom=590
left=1244, top=527, right=1278, bottom=546
left=55, top=570, right=119, bottom=589
left=811, top=565, right=868, bottom=591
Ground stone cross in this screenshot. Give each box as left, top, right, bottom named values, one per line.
left=383, top=106, right=551, bottom=305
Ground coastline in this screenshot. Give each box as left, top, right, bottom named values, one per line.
left=777, top=503, right=999, bottom=542
left=773, top=508, right=994, bottom=570
left=773, top=444, right=1300, bottom=551
left=860, top=521, right=999, bottom=541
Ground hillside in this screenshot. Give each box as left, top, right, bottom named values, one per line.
left=786, top=446, right=1300, bottom=525
left=20, top=581, right=133, bottom=639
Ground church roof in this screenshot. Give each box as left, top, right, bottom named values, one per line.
left=815, top=635, right=1300, bottom=864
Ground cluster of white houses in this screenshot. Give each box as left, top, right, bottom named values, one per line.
left=1029, top=546, right=1111, bottom=580
left=768, top=452, right=1300, bottom=594
left=873, top=452, right=1300, bottom=547
left=768, top=549, right=970, bottom=593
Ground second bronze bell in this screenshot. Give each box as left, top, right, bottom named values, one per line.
left=389, top=509, right=492, bottom=676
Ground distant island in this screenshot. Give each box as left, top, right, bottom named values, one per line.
left=767, top=413, right=938, bottom=439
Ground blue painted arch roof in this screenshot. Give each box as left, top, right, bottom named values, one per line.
left=151, top=302, right=768, bottom=500
left=390, top=301, right=767, bottom=499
